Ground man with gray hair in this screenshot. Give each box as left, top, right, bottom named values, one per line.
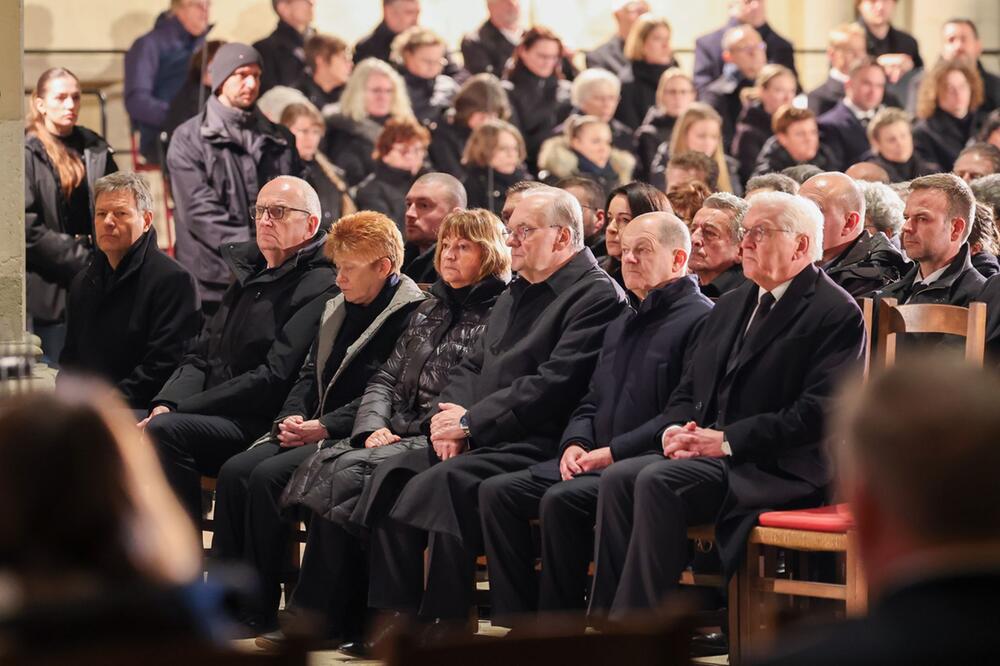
left=690, top=192, right=748, bottom=297
left=60, top=172, right=201, bottom=410
left=860, top=181, right=905, bottom=242
left=877, top=173, right=985, bottom=306
left=479, top=211, right=714, bottom=626
left=550, top=68, right=632, bottom=152
left=360, top=185, right=629, bottom=643
left=402, top=172, right=468, bottom=283
left=799, top=171, right=910, bottom=296
left=590, top=191, right=865, bottom=621
left=142, top=175, right=337, bottom=521
left=745, top=173, right=800, bottom=196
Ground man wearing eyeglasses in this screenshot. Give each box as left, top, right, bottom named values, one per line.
left=141, top=175, right=336, bottom=524
left=167, top=42, right=300, bottom=315
left=588, top=192, right=865, bottom=627
left=358, top=186, right=629, bottom=648
left=701, top=24, right=769, bottom=150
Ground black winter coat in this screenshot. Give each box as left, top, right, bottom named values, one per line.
left=700, top=263, right=747, bottom=298
left=732, top=102, right=773, bottom=185
left=25, top=127, right=118, bottom=323
left=912, top=108, right=982, bottom=172
left=806, top=76, right=845, bottom=117
left=294, top=74, right=343, bottom=112
left=700, top=70, right=755, bottom=151
left=60, top=228, right=201, bottom=409
left=973, top=251, right=1000, bottom=279
left=252, top=20, right=308, bottom=93
left=503, top=65, right=572, bottom=169
left=818, top=101, right=874, bottom=171
left=153, top=235, right=336, bottom=433
left=615, top=60, right=678, bottom=131
left=166, top=102, right=300, bottom=305
left=427, top=117, right=472, bottom=179
left=633, top=107, right=677, bottom=183
left=548, top=275, right=713, bottom=467
left=823, top=231, right=912, bottom=297
left=301, top=159, right=350, bottom=233
left=353, top=162, right=416, bottom=234
left=323, top=112, right=384, bottom=187
left=752, top=135, right=833, bottom=178
left=403, top=243, right=438, bottom=284
left=273, top=275, right=426, bottom=436
left=866, top=151, right=941, bottom=183
left=877, top=243, right=985, bottom=307
left=401, top=69, right=459, bottom=127
left=461, top=20, right=516, bottom=76
left=464, top=165, right=530, bottom=216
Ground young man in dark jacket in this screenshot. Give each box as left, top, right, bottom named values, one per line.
left=60, top=172, right=200, bottom=411
left=479, top=211, right=713, bottom=626
left=142, top=176, right=336, bottom=522
left=252, top=0, right=315, bottom=93
left=166, top=42, right=300, bottom=313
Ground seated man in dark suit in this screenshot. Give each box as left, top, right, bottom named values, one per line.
left=588, top=191, right=866, bottom=619
left=585, top=1, right=649, bottom=75
left=460, top=0, right=522, bottom=76
left=693, top=0, right=796, bottom=95
left=141, top=176, right=338, bottom=521
left=807, top=23, right=867, bottom=116
left=754, top=358, right=1000, bottom=666
left=877, top=173, right=984, bottom=305
left=689, top=192, right=748, bottom=297
left=252, top=0, right=315, bottom=93
left=478, top=211, right=713, bottom=626
left=60, top=172, right=201, bottom=411
left=401, top=173, right=467, bottom=284
left=700, top=24, right=767, bottom=151
left=818, top=58, right=888, bottom=171
left=799, top=171, right=909, bottom=296
left=359, top=186, right=629, bottom=644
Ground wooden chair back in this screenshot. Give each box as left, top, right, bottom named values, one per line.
left=857, top=297, right=873, bottom=383
left=875, top=298, right=987, bottom=368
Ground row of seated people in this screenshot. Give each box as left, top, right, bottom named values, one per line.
left=54, top=161, right=1000, bottom=652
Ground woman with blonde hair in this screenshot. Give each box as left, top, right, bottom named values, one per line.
left=731, top=63, right=797, bottom=184
left=324, top=57, right=414, bottom=186
left=634, top=67, right=696, bottom=181
left=912, top=59, right=986, bottom=171
left=274, top=209, right=511, bottom=650
left=654, top=102, right=739, bottom=194
left=25, top=67, right=118, bottom=366
left=462, top=119, right=531, bottom=214
left=615, top=15, right=679, bottom=130
left=538, top=115, right=635, bottom=192
left=391, top=26, right=460, bottom=126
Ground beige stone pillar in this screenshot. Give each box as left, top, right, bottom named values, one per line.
left=0, top=0, right=25, bottom=344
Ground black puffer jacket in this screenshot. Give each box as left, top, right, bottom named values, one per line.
left=353, top=162, right=417, bottom=234
left=25, top=126, right=118, bottom=323
left=351, top=276, right=507, bottom=442
left=323, top=111, right=385, bottom=187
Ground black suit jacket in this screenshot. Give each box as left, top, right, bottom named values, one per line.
left=252, top=21, right=307, bottom=93
left=817, top=101, right=872, bottom=171
left=693, top=18, right=797, bottom=94
left=461, top=20, right=516, bottom=76
left=806, top=76, right=845, bottom=116
left=752, top=571, right=1000, bottom=666
left=657, top=265, right=866, bottom=572
left=586, top=35, right=627, bottom=76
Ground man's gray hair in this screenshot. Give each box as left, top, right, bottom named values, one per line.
left=749, top=191, right=824, bottom=262
left=910, top=173, right=975, bottom=242
left=413, top=172, right=468, bottom=209
left=971, top=173, right=1000, bottom=219
left=702, top=192, right=749, bottom=241
left=745, top=173, right=800, bottom=195
left=523, top=186, right=585, bottom=250
left=94, top=172, right=154, bottom=215
left=861, top=181, right=905, bottom=236
left=571, top=68, right=621, bottom=109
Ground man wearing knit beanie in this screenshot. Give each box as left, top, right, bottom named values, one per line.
left=166, top=41, right=301, bottom=313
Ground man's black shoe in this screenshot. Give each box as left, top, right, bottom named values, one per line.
left=690, top=631, right=729, bottom=657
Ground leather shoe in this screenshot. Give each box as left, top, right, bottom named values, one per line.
left=690, top=631, right=728, bottom=657
left=337, top=640, right=370, bottom=658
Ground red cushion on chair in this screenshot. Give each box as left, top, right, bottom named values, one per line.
left=757, top=504, right=855, bottom=532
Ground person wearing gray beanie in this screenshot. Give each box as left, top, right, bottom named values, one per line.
left=208, top=42, right=263, bottom=93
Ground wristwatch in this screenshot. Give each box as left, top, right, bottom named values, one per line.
left=459, top=414, right=472, bottom=438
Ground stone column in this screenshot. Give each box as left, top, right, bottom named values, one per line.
left=0, top=0, right=25, bottom=344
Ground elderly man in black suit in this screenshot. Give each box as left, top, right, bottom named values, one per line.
left=818, top=58, right=888, bottom=171
left=588, top=191, right=866, bottom=619
left=807, top=23, right=867, bottom=116
left=799, top=171, right=909, bottom=296
left=460, top=0, right=522, bottom=76
left=754, top=358, right=1000, bottom=666
left=693, top=0, right=796, bottom=95
left=358, top=186, right=629, bottom=645
left=478, top=211, right=713, bottom=627
left=585, top=0, right=649, bottom=75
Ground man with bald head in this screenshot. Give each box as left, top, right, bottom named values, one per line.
left=360, top=186, right=629, bottom=643
left=845, top=161, right=890, bottom=183
left=800, top=171, right=909, bottom=296
left=144, top=175, right=338, bottom=521
left=402, top=172, right=468, bottom=283
left=479, top=212, right=713, bottom=626
left=589, top=192, right=866, bottom=620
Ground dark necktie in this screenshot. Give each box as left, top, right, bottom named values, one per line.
left=744, top=292, right=776, bottom=343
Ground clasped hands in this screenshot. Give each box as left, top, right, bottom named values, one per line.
left=276, top=415, right=328, bottom=447
left=559, top=445, right=613, bottom=481
left=429, top=402, right=468, bottom=461
left=661, top=421, right=725, bottom=459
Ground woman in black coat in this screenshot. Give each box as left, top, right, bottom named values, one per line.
left=461, top=119, right=532, bottom=216
left=912, top=59, right=986, bottom=172
left=731, top=64, right=797, bottom=185
left=208, top=212, right=426, bottom=633
left=633, top=68, right=695, bottom=182
left=427, top=73, right=512, bottom=180
left=25, top=67, right=118, bottom=365
left=274, top=209, right=511, bottom=645
left=353, top=118, right=431, bottom=233
left=614, top=15, right=680, bottom=131
left=501, top=27, right=573, bottom=171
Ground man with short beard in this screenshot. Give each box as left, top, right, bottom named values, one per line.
left=689, top=192, right=748, bottom=297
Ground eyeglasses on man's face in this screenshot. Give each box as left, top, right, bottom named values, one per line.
left=502, top=224, right=562, bottom=242
left=740, top=225, right=796, bottom=244
left=252, top=204, right=312, bottom=222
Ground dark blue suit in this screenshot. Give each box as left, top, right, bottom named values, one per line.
left=818, top=101, right=874, bottom=171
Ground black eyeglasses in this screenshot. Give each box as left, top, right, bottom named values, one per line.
left=252, top=204, right=312, bottom=221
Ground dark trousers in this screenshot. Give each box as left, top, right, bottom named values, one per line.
left=210, top=441, right=316, bottom=624
left=147, top=412, right=249, bottom=522
left=479, top=469, right=602, bottom=627
left=589, top=454, right=727, bottom=619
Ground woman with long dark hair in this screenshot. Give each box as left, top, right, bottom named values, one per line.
left=601, top=181, right=672, bottom=292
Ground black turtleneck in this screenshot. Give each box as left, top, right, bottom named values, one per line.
left=321, top=274, right=400, bottom=387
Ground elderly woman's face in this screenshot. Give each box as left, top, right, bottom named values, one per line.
left=364, top=72, right=395, bottom=117
left=438, top=235, right=485, bottom=289
left=580, top=83, right=619, bottom=122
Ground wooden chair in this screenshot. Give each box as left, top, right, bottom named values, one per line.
left=735, top=299, right=988, bottom=660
